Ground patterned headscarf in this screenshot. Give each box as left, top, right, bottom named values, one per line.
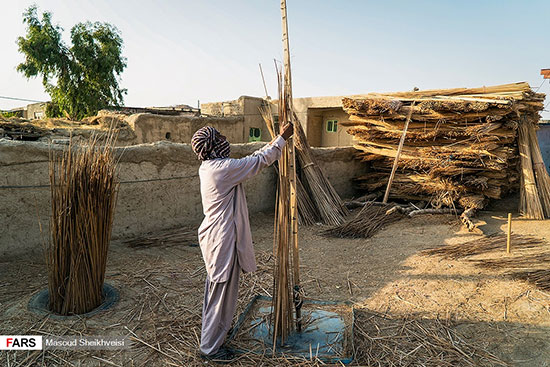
left=191, top=126, right=230, bottom=161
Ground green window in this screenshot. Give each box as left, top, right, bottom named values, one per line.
left=249, top=127, right=262, bottom=142
left=326, top=120, right=338, bottom=132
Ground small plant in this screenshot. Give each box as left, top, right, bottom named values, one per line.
left=0, top=111, right=19, bottom=118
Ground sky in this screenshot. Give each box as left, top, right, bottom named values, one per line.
left=2, top=0, right=550, bottom=117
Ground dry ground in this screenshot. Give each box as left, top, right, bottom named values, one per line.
left=1, top=207, right=550, bottom=366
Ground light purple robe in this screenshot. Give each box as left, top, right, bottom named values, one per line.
left=198, top=136, right=286, bottom=283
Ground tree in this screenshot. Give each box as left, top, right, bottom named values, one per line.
left=17, top=5, right=127, bottom=120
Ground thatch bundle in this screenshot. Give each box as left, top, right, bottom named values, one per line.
left=423, top=233, right=550, bottom=291
left=343, top=82, right=549, bottom=216
left=47, top=133, right=119, bottom=315
left=322, top=201, right=404, bottom=238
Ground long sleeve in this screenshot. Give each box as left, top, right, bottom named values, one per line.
left=223, top=136, right=286, bottom=186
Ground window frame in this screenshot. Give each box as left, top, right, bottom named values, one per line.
left=326, top=119, right=338, bottom=133
left=248, top=127, right=262, bottom=142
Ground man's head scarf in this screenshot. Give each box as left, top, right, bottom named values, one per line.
left=191, top=126, right=230, bottom=161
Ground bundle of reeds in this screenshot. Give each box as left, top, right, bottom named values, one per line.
left=424, top=233, right=550, bottom=291
left=47, top=132, right=119, bottom=315
left=528, top=121, right=550, bottom=217
left=512, top=270, right=550, bottom=291
left=518, top=120, right=544, bottom=219
left=259, top=104, right=319, bottom=226
left=292, top=112, right=348, bottom=225
left=260, top=104, right=347, bottom=226
left=421, top=233, right=544, bottom=259
left=322, top=201, right=404, bottom=238
left=342, top=82, right=547, bottom=214
left=270, top=3, right=299, bottom=345
left=123, top=227, right=196, bottom=248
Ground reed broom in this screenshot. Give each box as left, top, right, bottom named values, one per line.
left=47, top=131, right=119, bottom=315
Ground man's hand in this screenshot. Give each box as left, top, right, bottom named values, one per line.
left=280, top=123, right=294, bottom=140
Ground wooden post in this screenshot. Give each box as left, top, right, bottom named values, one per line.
left=506, top=213, right=512, bottom=253
left=259, top=63, right=269, bottom=98
left=383, top=102, right=415, bottom=204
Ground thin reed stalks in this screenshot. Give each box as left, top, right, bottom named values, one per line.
left=47, top=131, right=119, bottom=315
left=528, top=121, right=550, bottom=217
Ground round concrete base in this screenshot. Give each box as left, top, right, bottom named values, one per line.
left=28, top=283, right=119, bottom=320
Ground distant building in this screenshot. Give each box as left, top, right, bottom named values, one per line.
left=112, top=104, right=199, bottom=116
left=3, top=106, right=27, bottom=118
left=201, top=96, right=271, bottom=144
left=201, top=94, right=369, bottom=147
left=4, top=102, right=47, bottom=119
left=26, top=102, right=48, bottom=119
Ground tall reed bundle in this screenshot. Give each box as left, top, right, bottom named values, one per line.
left=47, top=132, right=119, bottom=315
left=259, top=104, right=318, bottom=226
left=270, top=63, right=298, bottom=347
left=270, top=0, right=301, bottom=347
left=518, top=121, right=544, bottom=219
left=292, top=112, right=348, bottom=225
left=260, top=103, right=347, bottom=226
left=528, top=122, right=550, bottom=217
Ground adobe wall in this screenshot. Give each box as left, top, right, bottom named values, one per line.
left=0, top=140, right=366, bottom=259
left=201, top=96, right=272, bottom=142
left=126, top=113, right=244, bottom=144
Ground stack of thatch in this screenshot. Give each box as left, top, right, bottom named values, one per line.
left=343, top=82, right=549, bottom=216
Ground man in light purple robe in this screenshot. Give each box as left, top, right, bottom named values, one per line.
left=191, top=124, right=293, bottom=361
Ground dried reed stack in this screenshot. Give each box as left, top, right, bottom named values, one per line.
left=260, top=101, right=348, bottom=226
left=270, top=67, right=298, bottom=346
left=47, top=132, right=119, bottom=315
left=342, top=82, right=547, bottom=213
left=270, top=0, right=300, bottom=345
left=518, top=120, right=544, bottom=219
left=424, top=233, right=550, bottom=291
left=528, top=121, right=550, bottom=217
left=322, top=201, right=404, bottom=238
left=513, top=270, right=550, bottom=291
left=260, top=104, right=319, bottom=226
left=421, top=233, right=544, bottom=259
left=292, top=112, right=348, bottom=225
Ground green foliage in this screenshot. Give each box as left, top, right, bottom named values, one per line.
left=0, top=111, right=19, bottom=118
left=17, top=5, right=127, bottom=120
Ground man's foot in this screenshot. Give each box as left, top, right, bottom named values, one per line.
left=199, top=347, right=234, bottom=363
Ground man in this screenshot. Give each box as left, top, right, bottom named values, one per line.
left=191, top=124, right=293, bottom=361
